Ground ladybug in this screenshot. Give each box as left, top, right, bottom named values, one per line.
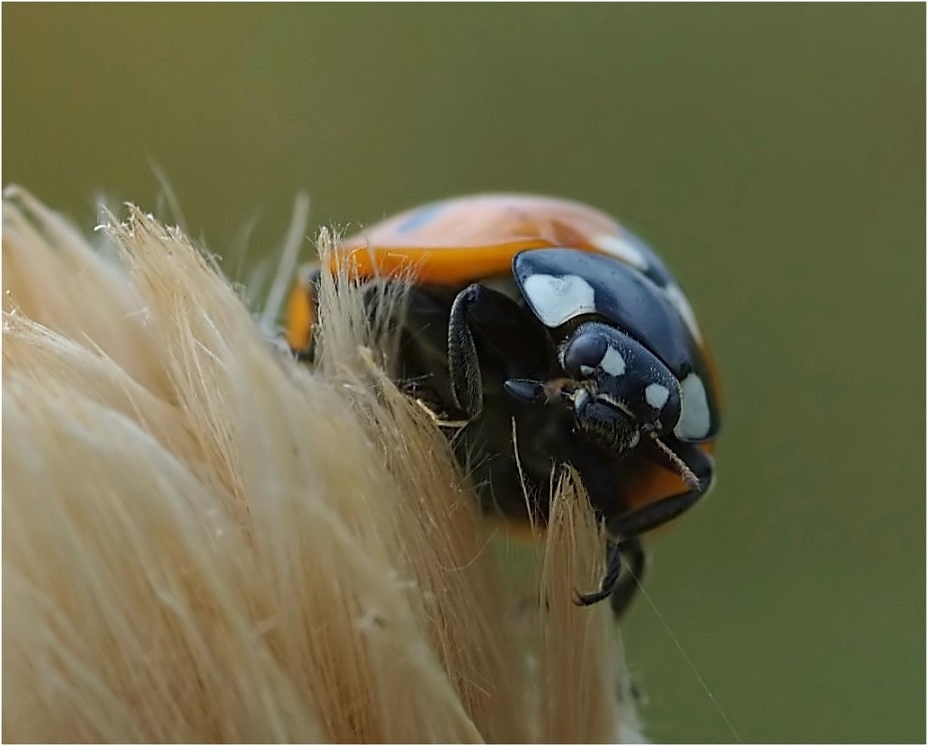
left=285, top=194, right=721, bottom=616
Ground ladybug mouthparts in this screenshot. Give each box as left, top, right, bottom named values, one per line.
left=503, top=377, right=642, bottom=453
left=503, top=376, right=699, bottom=487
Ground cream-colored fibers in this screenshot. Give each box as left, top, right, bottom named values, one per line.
left=2, top=187, right=641, bottom=743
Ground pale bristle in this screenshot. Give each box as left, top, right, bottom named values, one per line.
left=2, top=186, right=641, bottom=743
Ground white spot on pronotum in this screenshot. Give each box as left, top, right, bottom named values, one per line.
left=674, top=373, right=711, bottom=440
left=645, top=382, right=670, bottom=410
left=521, top=273, right=596, bottom=327
left=592, top=233, right=649, bottom=270
left=663, top=283, right=703, bottom=342
left=600, top=346, right=626, bottom=376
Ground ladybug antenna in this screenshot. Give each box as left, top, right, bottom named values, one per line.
left=648, top=432, right=700, bottom=489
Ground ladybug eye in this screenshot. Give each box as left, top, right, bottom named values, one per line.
left=561, top=333, right=607, bottom=379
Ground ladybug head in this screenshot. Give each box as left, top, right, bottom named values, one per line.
left=559, top=322, right=682, bottom=447
left=505, top=322, right=682, bottom=455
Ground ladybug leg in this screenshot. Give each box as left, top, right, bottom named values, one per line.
left=608, top=539, right=647, bottom=617
left=574, top=539, right=645, bottom=613
left=391, top=285, right=473, bottom=418
left=576, top=442, right=713, bottom=613
left=447, top=283, right=554, bottom=418
left=574, top=540, right=623, bottom=607
left=447, top=285, right=485, bottom=416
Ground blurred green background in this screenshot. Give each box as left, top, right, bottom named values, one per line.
left=4, top=4, right=924, bottom=742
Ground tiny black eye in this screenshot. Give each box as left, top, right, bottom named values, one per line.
left=562, top=333, right=607, bottom=378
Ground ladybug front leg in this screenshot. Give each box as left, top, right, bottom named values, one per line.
left=447, top=285, right=485, bottom=417
left=447, top=283, right=554, bottom=418
left=576, top=441, right=713, bottom=613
